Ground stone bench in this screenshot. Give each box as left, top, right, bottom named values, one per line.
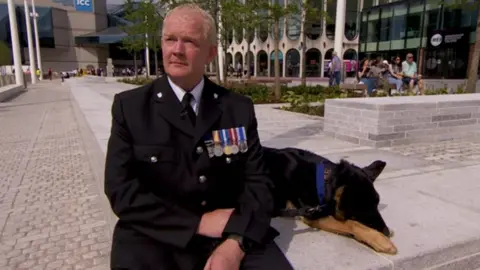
left=323, top=94, right=480, bottom=147
left=339, top=83, right=367, bottom=97
left=340, top=83, right=398, bottom=97
left=0, top=84, right=25, bottom=102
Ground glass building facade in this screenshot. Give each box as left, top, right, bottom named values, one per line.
left=0, top=4, right=55, bottom=65
left=359, top=0, right=478, bottom=79
left=0, top=4, right=55, bottom=49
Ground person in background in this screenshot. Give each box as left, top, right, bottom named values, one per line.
left=402, top=53, right=424, bottom=95
left=330, top=51, right=341, bottom=86
left=358, top=58, right=376, bottom=96
left=385, top=58, right=403, bottom=93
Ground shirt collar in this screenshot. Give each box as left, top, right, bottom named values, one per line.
left=167, top=76, right=204, bottom=104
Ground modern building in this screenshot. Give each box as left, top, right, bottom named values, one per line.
left=0, top=0, right=109, bottom=72
left=359, top=0, right=478, bottom=79
left=223, top=0, right=369, bottom=78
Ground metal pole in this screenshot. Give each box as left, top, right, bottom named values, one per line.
left=7, top=0, right=25, bottom=86
left=30, top=0, right=42, bottom=80
left=24, top=0, right=36, bottom=84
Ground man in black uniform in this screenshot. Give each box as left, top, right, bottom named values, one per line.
left=104, top=3, right=293, bottom=270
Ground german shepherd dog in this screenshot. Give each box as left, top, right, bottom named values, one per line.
left=263, top=146, right=397, bottom=254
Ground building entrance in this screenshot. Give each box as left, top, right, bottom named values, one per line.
left=423, top=28, right=470, bottom=79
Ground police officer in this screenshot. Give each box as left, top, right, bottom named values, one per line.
left=104, top=3, right=293, bottom=270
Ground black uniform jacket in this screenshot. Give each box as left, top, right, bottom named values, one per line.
left=104, top=75, right=278, bottom=269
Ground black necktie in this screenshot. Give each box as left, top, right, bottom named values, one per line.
left=182, top=93, right=196, bottom=126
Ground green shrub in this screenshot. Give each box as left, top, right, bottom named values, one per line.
left=118, top=77, right=153, bottom=85
left=282, top=104, right=324, bottom=117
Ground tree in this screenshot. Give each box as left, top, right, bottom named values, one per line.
left=464, top=1, right=480, bottom=93
left=238, top=0, right=264, bottom=80
left=299, top=0, right=329, bottom=86
left=120, top=0, right=146, bottom=78
left=217, top=0, right=243, bottom=84
left=121, top=0, right=163, bottom=78
left=144, top=1, right=165, bottom=77
left=258, top=0, right=299, bottom=99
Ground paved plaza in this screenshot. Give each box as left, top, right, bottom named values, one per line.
left=1, top=76, right=480, bottom=269
left=0, top=81, right=111, bottom=269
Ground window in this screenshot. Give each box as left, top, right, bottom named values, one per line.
left=405, top=1, right=424, bottom=48
left=286, top=0, right=301, bottom=40
left=390, top=3, right=407, bottom=50
left=363, top=0, right=374, bottom=9
left=345, top=0, right=359, bottom=40
left=378, top=7, right=392, bottom=50
left=326, top=0, right=336, bottom=40
left=365, top=10, right=379, bottom=52
left=0, top=4, right=54, bottom=48
left=305, top=0, right=323, bottom=40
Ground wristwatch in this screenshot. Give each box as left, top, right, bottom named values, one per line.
left=227, top=234, right=253, bottom=253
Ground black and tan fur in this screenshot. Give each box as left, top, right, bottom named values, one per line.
left=263, top=147, right=397, bottom=254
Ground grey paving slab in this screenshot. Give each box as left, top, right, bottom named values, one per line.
left=376, top=165, right=480, bottom=270
left=0, top=81, right=111, bottom=270
left=68, top=77, right=480, bottom=270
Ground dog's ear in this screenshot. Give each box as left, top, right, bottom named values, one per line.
left=362, top=160, right=387, bottom=182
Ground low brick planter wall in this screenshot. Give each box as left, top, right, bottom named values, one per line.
left=323, top=94, right=480, bottom=147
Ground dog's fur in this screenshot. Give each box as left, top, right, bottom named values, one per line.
left=263, top=146, right=397, bottom=254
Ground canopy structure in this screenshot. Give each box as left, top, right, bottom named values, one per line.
left=75, top=26, right=127, bottom=45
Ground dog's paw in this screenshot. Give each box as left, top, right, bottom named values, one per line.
left=347, top=220, right=398, bottom=255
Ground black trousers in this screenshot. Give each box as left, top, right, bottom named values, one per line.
left=111, top=241, right=293, bottom=270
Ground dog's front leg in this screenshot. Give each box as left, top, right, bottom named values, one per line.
left=301, top=216, right=354, bottom=236
left=302, top=216, right=397, bottom=255
left=347, top=220, right=398, bottom=254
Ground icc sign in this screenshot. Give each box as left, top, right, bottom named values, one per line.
left=75, top=0, right=94, bottom=12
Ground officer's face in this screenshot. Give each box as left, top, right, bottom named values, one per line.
left=162, top=10, right=217, bottom=84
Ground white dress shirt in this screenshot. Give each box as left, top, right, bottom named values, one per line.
left=167, top=76, right=204, bottom=115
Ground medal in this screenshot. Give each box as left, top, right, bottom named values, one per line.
left=221, top=129, right=232, bottom=155
left=203, top=133, right=215, bottom=158
left=229, top=128, right=239, bottom=154
left=236, top=126, right=248, bottom=153
left=212, top=130, right=223, bottom=157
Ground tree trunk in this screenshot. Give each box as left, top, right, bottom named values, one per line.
left=213, top=2, right=221, bottom=83
left=466, top=3, right=480, bottom=93
left=300, top=6, right=307, bottom=86
left=134, top=52, right=138, bottom=79
left=154, top=50, right=159, bottom=78
left=274, top=20, right=281, bottom=100
left=223, top=47, right=229, bottom=85
left=246, top=42, right=251, bottom=79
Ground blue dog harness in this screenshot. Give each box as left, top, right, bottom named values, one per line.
left=316, top=163, right=327, bottom=206
left=278, top=162, right=331, bottom=218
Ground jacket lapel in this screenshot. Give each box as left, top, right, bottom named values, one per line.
left=193, top=78, right=223, bottom=144
left=152, top=76, right=195, bottom=137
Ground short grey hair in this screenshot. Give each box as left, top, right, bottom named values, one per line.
left=163, top=3, right=217, bottom=45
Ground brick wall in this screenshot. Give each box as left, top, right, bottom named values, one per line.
left=324, top=95, right=480, bottom=147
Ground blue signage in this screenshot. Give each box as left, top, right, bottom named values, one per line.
left=74, top=0, right=94, bottom=12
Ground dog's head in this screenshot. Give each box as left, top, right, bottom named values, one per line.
left=330, top=159, right=391, bottom=237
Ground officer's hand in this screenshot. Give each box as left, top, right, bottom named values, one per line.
left=197, top=208, right=234, bottom=238
left=204, top=238, right=245, bottom=270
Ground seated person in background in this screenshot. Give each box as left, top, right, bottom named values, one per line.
left=384, top=58, right=403, bottom=93
left=358, top=59, right=376, bottom=96
left=402, top=53, right=424, bottom=95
